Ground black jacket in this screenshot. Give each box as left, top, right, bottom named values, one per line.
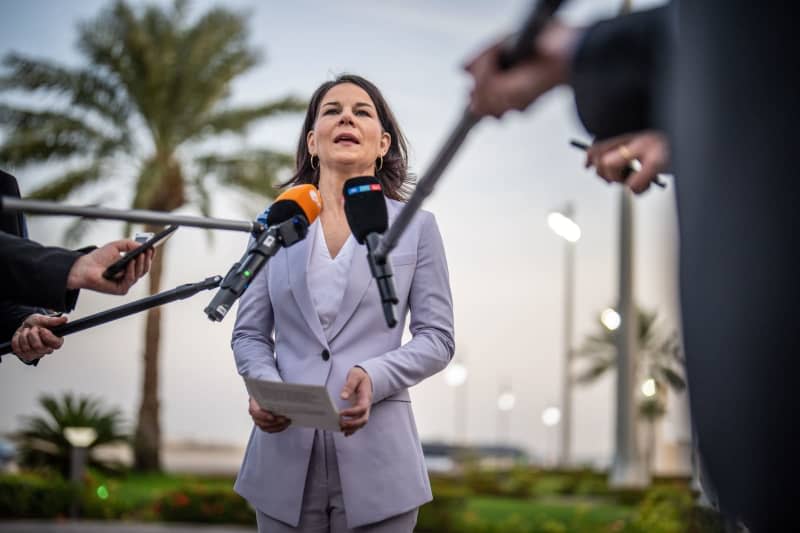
left=1, top=170, right=81, bottom=347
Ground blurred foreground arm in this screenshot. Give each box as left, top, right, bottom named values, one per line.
left=465, top=6, right=671, bottom=139
left=1, top=234, right=153, bottom=311
left=465, top=20, right=580, bottom=118
left=66, top=239, right=154, bottom=294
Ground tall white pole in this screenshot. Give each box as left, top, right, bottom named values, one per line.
left=609, top=189, right=649, bottom=486
left=560, top=205, right=575, bottom=467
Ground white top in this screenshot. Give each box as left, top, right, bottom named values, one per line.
left=307, top=220, right=356, bottom=337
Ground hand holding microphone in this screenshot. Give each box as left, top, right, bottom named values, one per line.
left=572, top=131, right=669, bottom=193
left=343, top=176, right=398, bottom=328
left=204, top=184, right=322, bottom=322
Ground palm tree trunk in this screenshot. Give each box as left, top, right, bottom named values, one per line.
left=645, top=419, right=656, bottom=474
left=133, top=237, right=166, bottom=471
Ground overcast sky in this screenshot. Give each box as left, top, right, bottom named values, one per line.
left=0, top=0, right=681, bottom=468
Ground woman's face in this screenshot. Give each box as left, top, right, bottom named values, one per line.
left=307, top=83, right=390, bottom=176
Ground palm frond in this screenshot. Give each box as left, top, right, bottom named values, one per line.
left=78, top=1, right=166, bottom=146
left=173, top=6, right=258, bottom=123
left=15, top=393, right=128, bottom=476
left=657, top=366, right=687, bottom=391
left=1, top=53, right=132, bottom=131
left=574, top=357, right=614, bottom=384
left=638, top=397, right=666, bottom=420
left=196, top=149, right=292, bottom=198
left=62, top=217, right=94, bottom=248
left=27, top=163, right=103, bottom=201
left=0, top=106, right=124, bottom=167
left=191, top=171, right=214, bottom=246
left=197, top=97, right=307, bottom=137
left=576, top=335, right=615, bottom=360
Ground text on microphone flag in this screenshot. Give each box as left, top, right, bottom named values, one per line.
left=346, top=183, right=382, bottom=196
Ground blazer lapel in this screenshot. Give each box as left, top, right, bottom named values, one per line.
left=326, top=199, right=400, bottom=343
left=286, top=221, right=328, bottom=347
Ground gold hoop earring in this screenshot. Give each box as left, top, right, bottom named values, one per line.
left=376, top=155, right=384, bottom=172
left=310, top=154, right=318, bottom=170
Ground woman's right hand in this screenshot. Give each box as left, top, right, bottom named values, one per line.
left=248, top=397, right=291, bottom=433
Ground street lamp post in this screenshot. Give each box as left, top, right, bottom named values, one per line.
left=609, top=189, right=649, bottom=487
left=64, top=426, right=98, bottom=520
left=547, top=203, right=580, bottom=468
left=541, top=406, right=562, bottom=467
left=496, top=384, right=516, bottom=447
left=444, top=356, right=468, bottom=444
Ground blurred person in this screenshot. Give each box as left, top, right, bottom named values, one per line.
left=465, top=3, right=796, bottom=530
left=231, top=74, right=455, bottom=533
left=1, top=169, right=154, bottom=364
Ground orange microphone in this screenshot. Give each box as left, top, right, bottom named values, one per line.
left=265, top=183, right=322, bottom=227
left=205, top=184, right=321, bottom=321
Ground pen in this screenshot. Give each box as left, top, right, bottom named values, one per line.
left=570, top=139, right=667, bottom=189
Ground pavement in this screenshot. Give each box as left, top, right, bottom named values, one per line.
left=0, top=522, right=253, bottom=533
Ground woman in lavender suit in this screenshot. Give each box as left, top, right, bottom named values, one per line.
left=231, top=74, right=455, bottom=532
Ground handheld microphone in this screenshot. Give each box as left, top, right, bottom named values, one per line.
left=343, top=176, right=398, bottom=328
left=204, top=184, right=322, bottom=322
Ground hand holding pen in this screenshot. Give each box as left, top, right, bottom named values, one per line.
left=571, top=131, right=669, bottom=193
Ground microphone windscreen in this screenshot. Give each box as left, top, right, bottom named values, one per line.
left=343, top=176, right=387, bottom=244
left=266, top=184, right=322, bottom=226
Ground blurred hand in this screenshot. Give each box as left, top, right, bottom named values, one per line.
left=248, top=397, right=290, bottom=433
left=67, top=239, right=154, bottom=295
left=585, top=130, right=670, bottom=194
left=339, top=366, right=373, bottom=437
left=465, top=21, right=580, bottom=118
left=12, top=313, right=67, bottom=362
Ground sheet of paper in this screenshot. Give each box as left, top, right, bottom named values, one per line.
left=243, top=377, right=341, bottom=432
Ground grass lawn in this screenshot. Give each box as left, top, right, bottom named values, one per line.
left=88, top=472, right=236, bottom=510
left=463, top=495, right=634, bottom=531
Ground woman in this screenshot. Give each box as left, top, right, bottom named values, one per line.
left=232, top=74, right=455, bottom=532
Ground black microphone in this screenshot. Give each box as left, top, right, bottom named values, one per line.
left=343, top=176, right=398, bottom=328
left=204, top=184, right=322, bottom=322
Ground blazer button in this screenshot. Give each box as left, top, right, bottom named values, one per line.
left=321, top=349, right=330, bottom=361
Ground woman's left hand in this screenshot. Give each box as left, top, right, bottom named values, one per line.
left=339, top=367, right=373, bottom=437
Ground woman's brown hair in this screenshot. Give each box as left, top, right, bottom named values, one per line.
left=283, top=74, right=414, bottom=201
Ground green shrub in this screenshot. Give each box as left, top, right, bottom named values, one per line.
left=459, top=467, right=539, bottom=499
left=607, top=486, right=647, bottom=506
left=626, top=485, right=693, bottom=533
left=0, top=472, right=76, bottom=518
left=532, top=474, right=575, bottom=497
left=417, top=480, right=470, bottom=532
left=153, top=484, right=255, bottom=525
left=463, top=468, right=505, bottom=496
left=14, top=393, right=129, bottom=477
left=573, top=475, right=609, bottom=497
left=686, top=504, right=725, bottom=533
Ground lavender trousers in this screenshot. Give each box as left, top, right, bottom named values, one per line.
left=256, top=430, right=418, bottom=533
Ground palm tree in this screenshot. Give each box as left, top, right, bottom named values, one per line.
left=0, top=0, right=305, bottom=471
left=15, top=393, right=128, bottom=477
left=575, top=307, right=686, bottom=472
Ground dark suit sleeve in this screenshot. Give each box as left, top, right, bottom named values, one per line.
left=0, top=301, right=39, bottom=342
left=570, top=5, right=673, bottom=140
left=1, top=232, right=81, bottom=311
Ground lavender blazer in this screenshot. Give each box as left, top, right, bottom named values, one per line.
left=231, top=199, right=455, bottom=528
